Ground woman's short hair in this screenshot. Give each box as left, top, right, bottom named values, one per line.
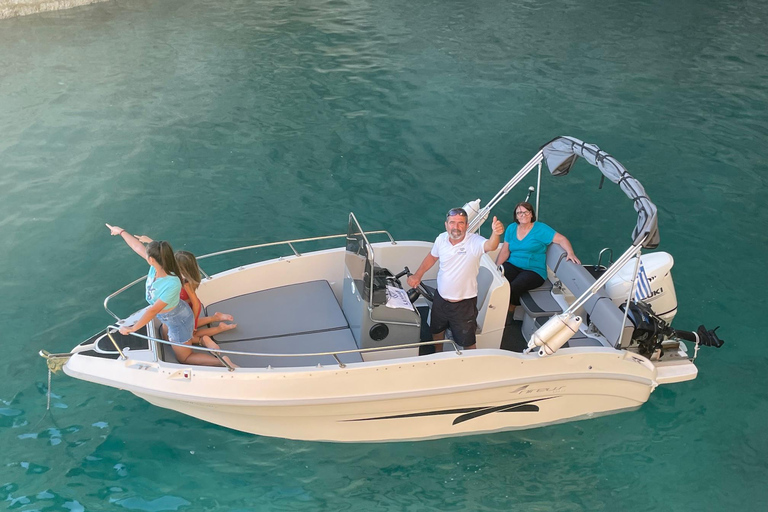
left=513, top=202, right=537, bottom=223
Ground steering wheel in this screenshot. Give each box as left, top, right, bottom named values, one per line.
left=397, top=266, right=436, bottom=303
left=416, top=281, right=435, bottom=303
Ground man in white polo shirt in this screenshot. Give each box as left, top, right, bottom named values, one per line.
left=407, top=208, right=504, bottom=350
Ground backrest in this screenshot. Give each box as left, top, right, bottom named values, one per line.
left=547, top=244, right=633, bottom=347
left=476, top=261, right=509, bottom=336
left=477, top=266, right=494, bottom=308
left=546, top=243, right=568, bottom=274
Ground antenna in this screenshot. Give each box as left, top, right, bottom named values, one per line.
left=524, top=186, right=535, bottom=202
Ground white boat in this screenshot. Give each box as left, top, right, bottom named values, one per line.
left=41, top=136, right=723, bottom=442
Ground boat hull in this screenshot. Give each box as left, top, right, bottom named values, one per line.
left=64, top=348, right=656, bottom=442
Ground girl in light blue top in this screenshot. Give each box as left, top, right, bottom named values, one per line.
left=107, top=224, right=234, bottom=367
left=494, top=202, right=580, bottom=313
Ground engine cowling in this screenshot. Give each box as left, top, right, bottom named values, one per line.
left=604, top=252, right=678, bottom=323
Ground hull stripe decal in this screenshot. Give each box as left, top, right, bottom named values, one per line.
left=342, top=397, right=556, bottom=425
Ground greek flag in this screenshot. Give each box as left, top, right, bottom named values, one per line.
left=634, top=262, right=653, bottom=301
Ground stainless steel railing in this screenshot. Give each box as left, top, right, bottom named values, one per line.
left=98, top=229, right=456, bottom=371
left=103, top=230, right=396, bottom=321
left=103, top=325, right=463, bottom=371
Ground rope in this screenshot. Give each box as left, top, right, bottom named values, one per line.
left=692, top=330, right=701, bottom=362
left=39, top=350, right=72, bottom=374
left=47, top=368, right=52, bottom=411
left=39, top=350, right=72, bottom=411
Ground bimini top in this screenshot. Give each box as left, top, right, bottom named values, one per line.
left=541, top=136, right=660, bottom=249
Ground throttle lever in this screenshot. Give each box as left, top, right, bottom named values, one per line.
left=393, top=266, right=411, bottom=280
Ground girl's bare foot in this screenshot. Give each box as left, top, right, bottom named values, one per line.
left=219, top=322, right=237, bottom=332
left=213, top=312, right=234, bottom=322
left=222, top=356, right=239, bottom=368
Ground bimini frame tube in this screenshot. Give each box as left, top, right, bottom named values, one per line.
left=563, top=238, right=647, bottom=316
left=535, top=160, right=542, bottom=218
left=467, top=151, right=544, bottom=234
left=527, top=240, right=646, bottom=355
left=616, top=248, right=644, bottom=348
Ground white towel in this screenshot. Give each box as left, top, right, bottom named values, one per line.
left=385, top=286, right=414, bottom=310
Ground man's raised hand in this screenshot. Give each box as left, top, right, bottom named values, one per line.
left=491, top=216, right=504, bottom=236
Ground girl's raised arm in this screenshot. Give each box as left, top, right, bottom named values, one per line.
left=106, top=224, right=148, bottom=262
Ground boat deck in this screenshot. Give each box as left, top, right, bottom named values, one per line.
left=178, top=280, right=363, bottom=368
left=155, top=262, right=614, bottom=368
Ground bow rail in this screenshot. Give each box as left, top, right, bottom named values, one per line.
left=103, top=230, right=396, bottom=322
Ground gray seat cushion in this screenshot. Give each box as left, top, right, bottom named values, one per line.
left=224, top=329, right=363, bottom=368
left=520, top=289, right=562, bottom=318
left=544, top=245, right=633, bottom=347
left=206, top=280, right=348, bottom=343
left=528, top=279, right=553, bottom=293
left=161, top=280, right=362, bottom=367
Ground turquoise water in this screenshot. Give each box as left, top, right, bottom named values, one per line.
left=1, top=0, right=767, bottom=509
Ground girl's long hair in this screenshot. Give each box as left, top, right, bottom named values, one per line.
left=146, top=241, right=184, bottom=282
left=175, top=250, right=202, bottom=290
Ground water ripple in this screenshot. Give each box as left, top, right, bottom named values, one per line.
left=0, top=0, right=766, bottom=510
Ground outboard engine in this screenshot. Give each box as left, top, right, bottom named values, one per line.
left=621, top=301, right=673, bottom=357
left=599, top=250, right=724, bottom=357
left=605, top=252, right=678, bottom=323
left=621, top=300, right=724, bottom=357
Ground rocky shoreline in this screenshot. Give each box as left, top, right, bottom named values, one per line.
left=0, top=0, right=109, bottom=19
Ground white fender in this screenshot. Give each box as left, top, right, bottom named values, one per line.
left=527, top=313, right=583, bottom=357
left=462, top=199, right=488, bottom=230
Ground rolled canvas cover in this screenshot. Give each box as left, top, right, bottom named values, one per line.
left=541, top=136, right=660, bottom=249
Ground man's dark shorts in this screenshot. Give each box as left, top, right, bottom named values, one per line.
left=430, top=291, right=478, bottom=348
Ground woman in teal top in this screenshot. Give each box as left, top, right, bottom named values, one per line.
left=494, top=202, right=580, bottom=313
left=107, top=224, right=234, bottom=367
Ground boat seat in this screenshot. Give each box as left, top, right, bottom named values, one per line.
left=527, top=279, right=553, bottom=293
left=515, top=257, right=559, bottom=319
left=420, top=265, right=494, bottom=306
left=545, top=244, right=634, bottom=348
left=588, top=297, right=635, bottom=349
left=420, top=264, right=497, bottom=334
left=206, top=280, right=349, bottom=343
left=477, top=266, right=494, bottom=311
left=222, top=330, right=362, bottom=368
left=523, top=316, right=605, bottom=348
left=519, top=289, right=562, bottom=318
left=159, top=280, right=363, bottom=368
